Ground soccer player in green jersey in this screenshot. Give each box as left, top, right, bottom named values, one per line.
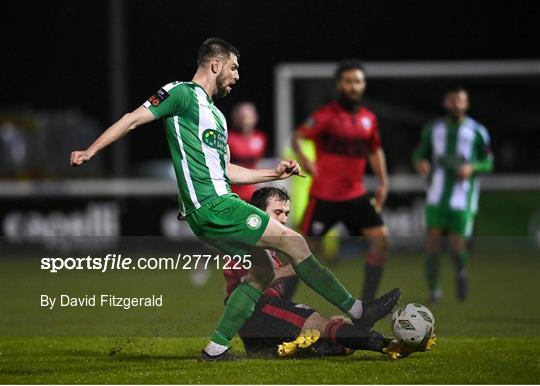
left=71, top=37, right=400, bottom=360
left=413, top=86, right=493, bottom=303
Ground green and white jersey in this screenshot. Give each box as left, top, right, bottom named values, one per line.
left=143, top=81, right=231, bottom=216
left=413, top=117, right=493, bottom=213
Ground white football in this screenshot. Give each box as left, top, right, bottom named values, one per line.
left=391, top=303, right=435, bottom=347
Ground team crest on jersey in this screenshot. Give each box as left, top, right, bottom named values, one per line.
left=147, top=88, right=169, bottom=107
left=246, top=214, right=262, bottom=230
left=202, top=129, right=227, bottom=153
left=361, top=116, right=372, bottom=130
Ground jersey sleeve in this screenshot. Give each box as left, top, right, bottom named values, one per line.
left=412, top=123, right=433, bottom=164
left=143, top=82, right=192, bottom=119
left=367, top=116, right=382, bottom=152
left=296, top=111, right=327, bottom=139
left=472, top=125, right=494, bottom=173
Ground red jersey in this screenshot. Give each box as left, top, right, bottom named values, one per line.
left=224, top=250, right=284, bottom=300
left=228, top=130, right=267, bottom=201
left=297, top=101, right=381, bottom=201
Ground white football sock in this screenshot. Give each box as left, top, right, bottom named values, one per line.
left=204, top=341, right=228, bottom=356
left=347, top=299, right=363, bottom=319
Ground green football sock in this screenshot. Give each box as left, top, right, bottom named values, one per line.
left=452, top=250, right=469, bottom=272
left=210, top=281, right=263, bottom=346
left=425, top=253, right=440, bottom=291
left=294, top=254, right=356, bottom=313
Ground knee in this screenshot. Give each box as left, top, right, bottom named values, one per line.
left=426, top=237, right=441, bottom=254
left=279, top=228, right=309, bottom=252
left=449, top=245, right=465, bottom=257
left=370, top=235, right=389, bottom=254
left=366, top=251, right=388, bottom=266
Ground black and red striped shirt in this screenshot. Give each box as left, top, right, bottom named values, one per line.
left=297, top=101, right=381, bottom=201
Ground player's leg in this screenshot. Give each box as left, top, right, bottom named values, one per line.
left=187, top=196, right=275, bottom=359
left=449, top=233, right=468, bottom=301
left=256, top=217, right=400, bottom=331
left=361, top=226, right=389, bottom=301
left=343, top=195, right=388, bottom=301
left=426, top=227, right=443, bottom=303
left=448, top=210, right=474, bottom=301
left=303, top=313, right=390, bottom=354
left=425, top=205, right=446, bottom=303
left=207, top=251, right=279, bottom=357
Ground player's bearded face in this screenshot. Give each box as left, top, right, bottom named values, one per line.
left=444, top=91, right=469, bottom=118
left=215, top=55, right=239, bottom=99
left=337, top=69, right=366, bottom=103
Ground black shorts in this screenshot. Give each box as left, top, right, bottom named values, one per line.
left=239, top=296, right=316, bottom=355
left=301, top=194, right=384, bottom=236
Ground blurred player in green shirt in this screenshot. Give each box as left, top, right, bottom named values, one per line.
left=413, top=86, right=493, bottom=303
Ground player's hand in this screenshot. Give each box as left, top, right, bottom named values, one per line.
left=70, top=150, right=93, bottom=166
left=374, top=184, right=388, bottom=210
left=456, top=163, right=474, bottom=179
left=416, top=160, right=431, bottom=176
left=275, top=159, right=302, bottom=179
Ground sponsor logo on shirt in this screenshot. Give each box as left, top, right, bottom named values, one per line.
left=202, top=129, right=227, bottom=153
left=147, top=88, right=169, bottom=107
left=361, top=116, right=372, bottom=130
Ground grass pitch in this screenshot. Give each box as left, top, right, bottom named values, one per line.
left=1, top=245, right=539, bottom=384
left=2, top=336, right=539, bottom=384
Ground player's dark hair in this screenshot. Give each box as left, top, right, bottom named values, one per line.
left=197, top=37, right=240, bottom=66
left=334, top=59, right=365, bottom=80
left=250, top=187, right=290, bottom=211
left=445, top=85, right=468, bottom=96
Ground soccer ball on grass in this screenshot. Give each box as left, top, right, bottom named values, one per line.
left=391, top=303, right=435, bottom=348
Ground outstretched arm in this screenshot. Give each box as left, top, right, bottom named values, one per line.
left=226, top=146, right=301, bottom=184
left=70, top=106, right=155, bottom=166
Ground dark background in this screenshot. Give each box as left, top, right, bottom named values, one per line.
left=2, top=0, right=539, bottom=174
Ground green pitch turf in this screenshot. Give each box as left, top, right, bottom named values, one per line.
left=1, top=244, right=539, bottom=384
left=1, top=336, right=539, bottom=384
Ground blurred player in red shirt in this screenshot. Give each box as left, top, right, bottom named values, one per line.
left=291, top=59, right=390, bottom=301
left=228, top=102, right=268, bottom=201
